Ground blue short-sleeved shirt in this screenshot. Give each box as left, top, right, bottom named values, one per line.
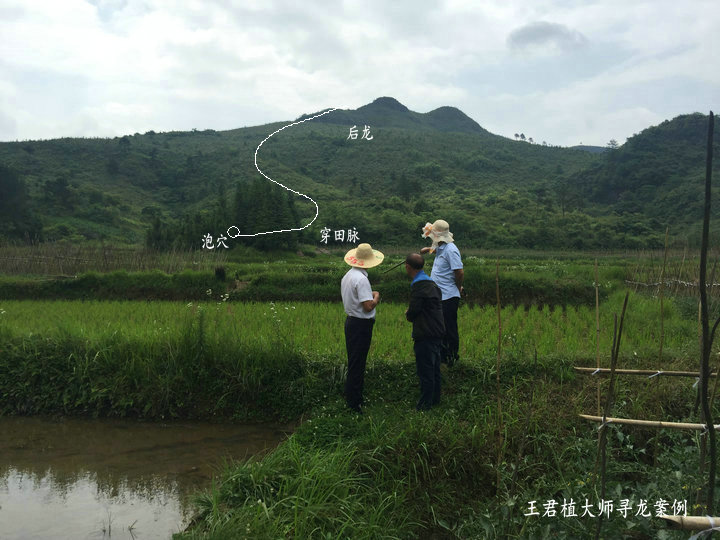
left=430, top=243, right=463, bottom=300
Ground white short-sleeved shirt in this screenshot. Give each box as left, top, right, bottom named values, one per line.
left=341, top=267, right=375, bottom=318
left=430, top=242, right=463, bottom=300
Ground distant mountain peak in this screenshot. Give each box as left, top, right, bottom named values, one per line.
left=360, top=96, right=410, bottom=112
left=426, top=106, right=465, bottom=117
left=299, top=97, right=487, bottom=135
left=424, top=105, right=486, bottom=135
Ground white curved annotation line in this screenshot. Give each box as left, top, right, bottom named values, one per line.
left=226, top=108, right=338, bottom=238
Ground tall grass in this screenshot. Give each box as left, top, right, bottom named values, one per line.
left=0, top=292, right=710, bottom=538
left=0, top=244, right=229, bottom=275
left=184, top=437, right=415, bottom=539
left=0, top=292, right=700, bottom=366
left=0, top=300, right=309, bottom=418
left=0, top=292, right=705, bottom=420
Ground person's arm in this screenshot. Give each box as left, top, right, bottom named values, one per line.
left=449, top=246, right=464, bottom=294
left=362, top=291, right=380, bottom=312
left=454, top=268, right=464, bottom=294
left=406, top=288, right=422, bottom=321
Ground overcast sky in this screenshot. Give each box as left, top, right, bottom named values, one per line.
left=1, top=0, right=718, bottom=146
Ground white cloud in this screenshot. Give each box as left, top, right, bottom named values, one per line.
left=507, top=21, right=588, bottom=53
left=0, top=0, right=717, bottom=144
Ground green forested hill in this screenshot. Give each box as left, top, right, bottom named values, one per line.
left=573, top=113, right=719, bottom=244
left=0, top=98, right=716, bottom=250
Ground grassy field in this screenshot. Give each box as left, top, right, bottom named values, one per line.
left=0, top=284, right=713, bottom=537
left=0, top=290, right=701, bottom=362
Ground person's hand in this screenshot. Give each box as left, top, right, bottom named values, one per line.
left=460, top=286, right=466, bottom=296
left=420, top=247, right=431, bottom=254
left=373, top=291, right=380, bottom=302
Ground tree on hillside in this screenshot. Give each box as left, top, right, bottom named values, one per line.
left=223, top=178, right=301, bottom=251
left=233, top=180, right=248, bottom=236
left=528, top=137, right=534, bottom=144
left=107, top=157, right=119, bottom=175
left=520, top=133, right=526, bottom=141
left=145, top=216, right=170, bottom=250
left=44, top=176, right=74, bottom=209
left=514, top=133, right=519, bottom=140
left=118, top=136, right=131, bottom=152
left=0, top=163, right=42, bottom=242
left=607, top=139, right=619, bottom=150
left=396, top=172, right=422, bottom=201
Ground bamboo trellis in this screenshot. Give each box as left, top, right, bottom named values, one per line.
left=575, top=367, right=717, bottom=378
left=580, top=414, right=720, bottom=432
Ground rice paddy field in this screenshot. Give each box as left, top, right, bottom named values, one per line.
left=1, top=251, right=719, bottom=538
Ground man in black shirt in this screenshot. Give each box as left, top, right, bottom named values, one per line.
left=404, top=252, right=445, bottom=411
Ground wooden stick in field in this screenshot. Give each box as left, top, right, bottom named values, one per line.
left=659, top=227, right=668, bottom=364
left=581, top=414, right=720, bottom=432
left=595, top=259, right=600, bottom=416
left=699, top=110, right=716, bottom=514
left=660, top=515, right=720, bottom=531
left=574, top=367, right=716, bottom=378
left=495, top=259, right=504, bottom=492
left=595, top=292, right=629, bottom=540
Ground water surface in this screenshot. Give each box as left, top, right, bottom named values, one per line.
left=0, top=416, right=292, bottom=539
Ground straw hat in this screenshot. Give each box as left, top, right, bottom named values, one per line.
left=423, top=219, right=454, bottom=243
left=344, top=243, right=384, bottom=268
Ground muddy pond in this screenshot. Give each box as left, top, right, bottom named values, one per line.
left=0, top=416, right=293, bottom=539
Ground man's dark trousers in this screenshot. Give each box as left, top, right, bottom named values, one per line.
left=345, top=316, right=375, bottom=409
left=441, top=297, right=460, bottom=366
left=415, top=338, right=442, bottom=410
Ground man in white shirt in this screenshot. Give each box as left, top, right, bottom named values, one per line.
left=341, top=243, right=384, bottom=413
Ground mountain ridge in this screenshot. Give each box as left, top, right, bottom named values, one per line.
left=297, top=96, right=489, bottom=135
left=0, top=99, right=716, bottom=250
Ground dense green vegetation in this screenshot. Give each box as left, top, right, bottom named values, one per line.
left=0, top=253, right=619, bottom=306
left=1, top=97, right=716, bottom=250
left=0, top=282, right=714, bottom=537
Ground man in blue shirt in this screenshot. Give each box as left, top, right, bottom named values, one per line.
left=421, top=219, right=464, bottom=366
left=405, top=252, right=445, bottom=410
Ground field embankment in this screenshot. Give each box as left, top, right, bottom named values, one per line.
left=0, top=253, right=621, bottom=306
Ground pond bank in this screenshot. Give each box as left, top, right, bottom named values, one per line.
left=0, top=416, right=293, bottom=539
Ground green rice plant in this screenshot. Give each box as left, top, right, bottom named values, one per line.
left=3, top=292, right=711, bottom=538
left=0, top=244, right=229, bottom=276
left=181, top=437, right=414, bottom=539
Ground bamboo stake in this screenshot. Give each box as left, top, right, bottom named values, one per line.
left=660, top=515, right=720, bottom=531
left=709, top=256, right=719, bottom=300
left=709, top=264, right=720, bottom=408
left=695, top=303, right=703, bottom=416
left=595, top=259, right=601, bottom=416
left=507, top=350, right=539, bottom=529
left=575, top=367, right=715, bottom=378
left=581, top=414, right=720, bottom=431
left=649, top=251, right=656, bottom=287
left=675, top=248, right=687, bottom=295
left=659, top=227, right=669, bottom=364
left=631, top=253, right=641, bottom=293
left=595, top=314, right=618, bottom=540
left=699, top=110, right=716, bottom=514
left=495, top=260, right=504, bottom=492
left=595, top=292, right=629, bottom=540
left=698, top=411, right=708, bottom=511
left=511, top=348, right=537, bottom=488
left=711, top=353, right=720, bottom=410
